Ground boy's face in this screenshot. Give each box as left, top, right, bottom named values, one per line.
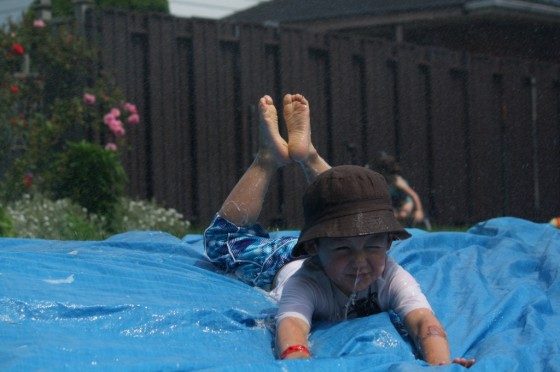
left=315, top=234, right=390, bottom=295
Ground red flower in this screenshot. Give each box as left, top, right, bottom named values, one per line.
left=23, top=173, right=33, bottom=189
left=10, top=43, right=25, bottom=56
left=10, top=84, right=20, bottom=94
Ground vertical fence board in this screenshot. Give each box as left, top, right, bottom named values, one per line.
left=163, top=17, right=182, bottom=211
left=429, top=49, right=470, bottom=224
left=279, top=28, right=308, bottom=228
left=501, top=59, right=535, bottom=219
left=395, top=45, right=432, bottom=220
left=534, top=64, right=560, bottom=220
left=146, top=15, right=166, bottom=206
left=190, top=21, right=221, bottom=225
left=216, top=26, right=240, bottom=223
left=467, top=56, right=504, bottom=222
left=363, top=40, right=397, bottom=165
left=173, top=21, right=196, bottom=220
left=328, top=35, right=358, bottom=165
left=123, top=14, right=149, bottom=200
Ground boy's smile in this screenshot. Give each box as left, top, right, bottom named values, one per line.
left=316, top=234, right=390, bottom=296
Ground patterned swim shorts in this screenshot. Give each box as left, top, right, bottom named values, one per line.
left=203, top=214, right=298, bottom=290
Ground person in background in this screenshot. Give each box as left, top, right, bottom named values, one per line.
left=368, top=153, right=428, bottom=228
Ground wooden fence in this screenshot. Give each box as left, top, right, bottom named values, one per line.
left=86, top=10, right=560, bottom=229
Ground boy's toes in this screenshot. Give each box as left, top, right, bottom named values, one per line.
left=261, top=95, right=273, bottom=106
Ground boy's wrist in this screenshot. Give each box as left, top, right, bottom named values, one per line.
left=279, top=344, right=311, bottom=359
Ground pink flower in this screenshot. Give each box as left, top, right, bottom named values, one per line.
left=104, top=112, right=116, bottom=126
left=33, top=19, right=46, bottom=28
left=108, top=120, right=126, bottom=137
left=10, top=84, right=20, bottom=94
left=83, top=93, right=96, bottom=105
left=127, top=113, right=140, bottom=125
left=105, top=142, right=118, bottom=151
left=123, top=102, right=138, bottom=114
left=110, top=107, right=121, bottom=118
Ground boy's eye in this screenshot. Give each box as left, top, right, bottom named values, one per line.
left=334, top=246, right=350, bottom=251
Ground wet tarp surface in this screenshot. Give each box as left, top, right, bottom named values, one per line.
left=1, top=217, right=559, bottom=371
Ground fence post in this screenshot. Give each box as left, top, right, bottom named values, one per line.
left=34, top=0, right=52, bottom=21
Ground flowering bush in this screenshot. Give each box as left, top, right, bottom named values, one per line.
left=117, top=198, right=192, bottom=238
left=3, top=194, right=192, bottom=240
left=0, top=10, right=140, bottom=209
left=5, top=193, right=107, bottom=240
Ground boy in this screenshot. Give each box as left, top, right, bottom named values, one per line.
left=204, top=94, right=474, bottom=367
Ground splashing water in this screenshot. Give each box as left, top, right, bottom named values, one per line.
left=343, top=268, right=361, bottom=320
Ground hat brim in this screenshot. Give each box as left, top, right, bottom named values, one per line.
left=292, top=209, right=411, bottom=257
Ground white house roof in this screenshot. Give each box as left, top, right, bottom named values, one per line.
left=170, top=0, right=271, bottom=19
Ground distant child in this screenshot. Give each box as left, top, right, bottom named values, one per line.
left=368, top=153, right=427, bottom=227
left=204, top=94, right=474, bottom=367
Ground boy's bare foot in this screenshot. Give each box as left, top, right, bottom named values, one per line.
left=283, top=94, right=311, bottom=162
left=258, top=95, right=290, bottom=167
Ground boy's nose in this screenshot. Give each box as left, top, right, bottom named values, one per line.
left=351, top=251, right=367, bottom=267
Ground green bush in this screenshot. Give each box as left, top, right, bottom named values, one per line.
left=47, top=140, right=127, bottom=229
left=5, top=194, right=191, bottom=239
left=51, top=0, right=169, bottom=16
left=6, top=193, right=107, bottom=240
left=117, top=198, right=191, bottom=238
left=0, top=205, right=13, bottom=236
left=97, top=0, right=169, bottom=13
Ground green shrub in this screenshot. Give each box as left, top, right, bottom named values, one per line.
left=51, top=0, right=169, bottom=16
left=0, top=205, right=13, bottom=236
left=6, top=193, right=107, bottom=240
left=47, top=140, right=127, bottom=229
left=5, top=194, right=192, bottom=239
left=116, top=198, right=191, bottom=238
left=97, top=0, right=169, bottom=13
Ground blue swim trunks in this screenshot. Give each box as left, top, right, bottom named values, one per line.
left=203, top=214, right=298, bottom=290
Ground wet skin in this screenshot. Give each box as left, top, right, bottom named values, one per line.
left=315, top=234, right=390, bottom=296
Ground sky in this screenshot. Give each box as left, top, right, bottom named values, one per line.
left=0, top=0, right=270, bottom=26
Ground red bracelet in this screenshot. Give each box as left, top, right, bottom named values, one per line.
left=280, top=344, right=311, bottom=359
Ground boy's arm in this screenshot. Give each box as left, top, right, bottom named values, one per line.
left=276, top=317, right=311, bottom=359
left=404, top=308, right=475, bottom=367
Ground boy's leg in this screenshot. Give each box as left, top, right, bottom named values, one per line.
left=205, top=95, right=298, bottom=289
left=219, top=95, right=290, bottom=226
left=283, top=93, right=331, bottom=183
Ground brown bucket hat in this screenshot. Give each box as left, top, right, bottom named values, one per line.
left=292, top=165, right=411, bottom=257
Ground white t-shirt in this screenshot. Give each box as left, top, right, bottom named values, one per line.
left=270, top=256, right=432, bottom=326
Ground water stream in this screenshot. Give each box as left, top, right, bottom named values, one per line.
left=343, top=268, right=361, bottom=320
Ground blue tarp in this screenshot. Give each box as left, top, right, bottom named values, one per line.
left=1, top=217, right=559, bottom=371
